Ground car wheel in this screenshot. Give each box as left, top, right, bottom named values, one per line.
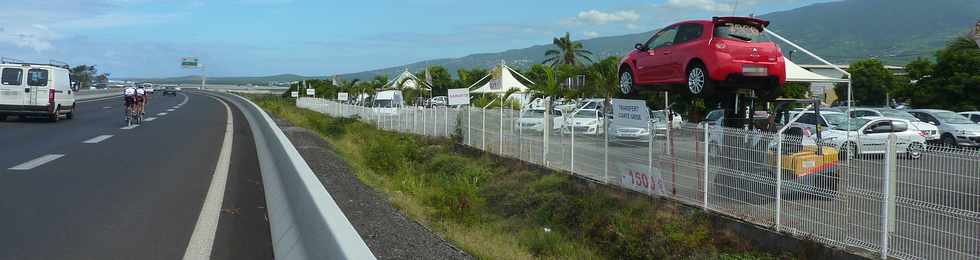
left=0, top=114, right=6, bottom=121
left=839, top=142, right=857, bottom=160
left=907, top=142, right=924, bottom=159
left=619, top=69, right=635, bottom=96
left=942, top=135, right=957, bottom=147
left=687, top=63, right=715, bottom=97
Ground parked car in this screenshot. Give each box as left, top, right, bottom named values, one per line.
left=426, top=96, right=448, bottom=107
left=652, top=110, right=683, bottom=128
left=781, top=110, right=848, bottom=136
left=957, top=111, right=980, bottom=124
left=372, top=90, right=404, bottom=116
left=845, top=107, right=940, bottom=142
left=907, top=109, right=980, bottom=147
left=821, top=117, right=927, bottom=159
left=618, top=16, right=786, bottom=100
left=0, top=62, right=76, bottom=122
left=516, top=108, right=564, bottom=133
left=562, top=109, right=605, bottom=136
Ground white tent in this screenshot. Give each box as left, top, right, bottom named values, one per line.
left=383, top=69, right=431, bottom=90
left=785, top=59, right=848, bottom=83
left=469, top=61, right=535, bottom=95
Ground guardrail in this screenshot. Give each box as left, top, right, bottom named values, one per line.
left=298, top=97, right=980, bottom=260
left=215, top=93, right=376, bottom=260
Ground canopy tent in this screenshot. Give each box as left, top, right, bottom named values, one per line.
left=468, top=61, right=535, bottom=95
left=785, top=59, right=848, bottom=83
left=383, top=69, right=431, bottom=90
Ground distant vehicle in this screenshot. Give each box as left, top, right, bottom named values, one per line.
left=619, top=16, right=786, bottom=100
left=845, top=107, right=940, bottom=142
left=516, top=108, right=564, bottom=133
left=562, top=108, right=605, bottom=136
left=652, top=110, right=683, bottom=128
left=0, top=63, right=76, bottom=122
left=372, top=90, right=404, bottom=116
left=426, top=96, right=448, bottom=107
left=957, top=111, right=980, bottom=124
left=782, top=110, right=848, bottom=136
left=907, top=109, right=980, bottom=147
left=162, top=86, right=178, bottom=96
left=822, top=117, right=926, bottom=159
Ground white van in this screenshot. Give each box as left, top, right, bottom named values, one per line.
left=0, top=63, right=76, bottom=122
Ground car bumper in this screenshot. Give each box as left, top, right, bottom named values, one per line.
left=708, top=56, right=785, bottom=88
left=562, top=125, right=600, bottom=135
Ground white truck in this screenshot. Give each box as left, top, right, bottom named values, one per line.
left=0, top=62, right=76, bottom=122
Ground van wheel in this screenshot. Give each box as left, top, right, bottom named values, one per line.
left=0, top=114, right=6, bottom=121
left=66, top=106, right=74, bottom=120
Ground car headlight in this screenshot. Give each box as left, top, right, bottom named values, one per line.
left=587, top=120, right=598, bottom=126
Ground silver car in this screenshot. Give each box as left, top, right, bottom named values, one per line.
left=846, top=107, right=940, bottom=141
left=907, top=109, right=980, bottom=147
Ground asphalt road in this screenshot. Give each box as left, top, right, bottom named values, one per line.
left=0, top=91, right=272, bottom=260
left=298, top=98, right=980, bottom=260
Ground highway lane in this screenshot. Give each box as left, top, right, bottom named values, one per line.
left=0, top=91, right=271, bottom=260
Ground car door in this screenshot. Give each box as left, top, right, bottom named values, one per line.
left=860, top=120, right=892, bottom=153
left=669, top=23, right=705, bottom=82
left=638, top=26, right=678, bottom=83
left=0, top=67, right=25, bottom=106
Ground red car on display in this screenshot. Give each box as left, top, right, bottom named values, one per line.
left=619, top=17, right=786, bottom=100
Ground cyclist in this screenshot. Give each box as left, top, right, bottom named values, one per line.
left=123, top=85, right=137, bottom=120
left=135, top=85, right=147, bottom=116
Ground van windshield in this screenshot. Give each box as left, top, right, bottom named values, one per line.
left=374, top=100, right=395, bottom=108
left=713, top=22, right=770, bottom=42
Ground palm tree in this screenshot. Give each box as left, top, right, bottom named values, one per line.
left=543, top=32, right=593, bottom=67
left=525, top=67, right=565, bottom=160
left=588, top=56, right=622, bottom=108
left=947, top=34, right=979, bottom=52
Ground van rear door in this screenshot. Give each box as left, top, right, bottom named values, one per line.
left=26, top=68, right=49, bottom=106
left=1, top=67, right=25, bottom=106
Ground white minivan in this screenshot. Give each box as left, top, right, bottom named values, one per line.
left=0, top=63, right=76, bottom=122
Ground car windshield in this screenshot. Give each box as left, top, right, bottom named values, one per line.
left=713, top=22, right=770, bottom=42
left=823, top=113, right=847, bottom=126
left=651, top=112, right=667, bottom=121
left=833, top=118, right=871, bottom=131
left=934, top=111, right=974, bottom=124
left=575, top=110, right=597, bottom=119
left=705, top=110, right=723, bottom=121
left=878, top=109, right=920, bottom=122
left=521, top=110, right=544, bottom=118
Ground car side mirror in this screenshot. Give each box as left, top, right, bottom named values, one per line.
left=634, top=43, right=649, bottom=52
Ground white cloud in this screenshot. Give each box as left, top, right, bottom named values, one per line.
left=564, top=9, right=640, bottom=25
left=583, top=31, right=600, bottom=38
left=663, top=0, right=735, bottom=13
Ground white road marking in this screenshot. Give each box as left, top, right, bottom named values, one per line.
left=83, top=135, right=114, bottom=144
left=144, top=117, right=157, bottom=122
left=182, top=95, right=233, bottom=260
left=167, top=109, right=175, bottom=112
left=9, top=154, right=65, bottom=170
left=103, top=106, right=112, bottom=109
left=176, top=93, right=189, bottom=107
left=120, top=125, right=138, bottom=130
left=77, top=95, right=119, bottom=103
left=158, top=112, right=168, bottom=116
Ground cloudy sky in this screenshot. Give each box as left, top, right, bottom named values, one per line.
left=0, top=0, right=832, bottom=78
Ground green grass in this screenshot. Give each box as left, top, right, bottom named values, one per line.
left=251, top=96, right=788, bottom=260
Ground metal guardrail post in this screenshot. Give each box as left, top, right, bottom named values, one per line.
left=648, top=120, right=653, bottom=190
left=881, top=134, right=898, bottom=259
left=482, top=107, right=487, bottom=150
left=603, top=113, right=609, bottom=184
left=571, top=113, right=575, bottom=173
left=467, top=107, right=471, bottom=146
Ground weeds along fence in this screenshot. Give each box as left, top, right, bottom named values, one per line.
left=296, top=97, right=980, bottom=260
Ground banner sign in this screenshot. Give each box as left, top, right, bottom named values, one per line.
left=306, top=88, right=315, bottom=96
left=447, top=88, right=470, bottom=105
left=611, top=99, right=650, bottom=128
left=338, top=92, right=349, bottom=101
left=618, top=162, right=666, bottom=196
left=290, top=91, right=299, bottom=98
left=181, top=57, right=199, bottom=68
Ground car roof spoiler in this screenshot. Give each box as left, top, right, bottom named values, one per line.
left=712, top=16, right=770, bottom=28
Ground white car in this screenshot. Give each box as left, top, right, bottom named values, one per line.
left=958, top=111, right=980, bottom=124
left=908, top=109, right=980, bottom=147
left=562, top=109, right=605, bottom=135
left=784, top=110, right=849, bottom=135
left=515, top=108, right=564, bottom=132
left=847, top=107, right=941, bottom=141
left=821, top=117, right=927, bottom=159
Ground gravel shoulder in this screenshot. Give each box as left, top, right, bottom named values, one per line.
left=271, top=117, right=472, bottom=260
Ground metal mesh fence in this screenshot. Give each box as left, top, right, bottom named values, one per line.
left=294, top=97, right=980, bottom=260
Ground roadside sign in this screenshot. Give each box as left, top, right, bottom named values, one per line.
left=290, top=91, right=299, bottom=98
left=447, top=88, right=469, bottom=105
left=338, top=92, right=349, bottom=101
left=306, top=88, right=315, bottom=96
left=181, top=57, right=199, bottom=68
left=611, top=99, right=650, bottom=128
left=618, top=162, right=665, bottom=196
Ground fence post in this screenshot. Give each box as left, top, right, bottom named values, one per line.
left=445, top=106, right=449, bottom=137
left=482, top=107, right=487, bottom=151
left=603, top=111, right=609, bottom=184
left=881, top=134, right=898, bottom=259
left=467, top=107, right=472, bottom=146
left=703, top=124, right=709, bottom=211
left=571, top=113, right=575, bottom=173
left=648, top=120, right=653, bottom=191
left=775, top=133, right=783, bottom=232
left=499, top=109, right=504, bottom=154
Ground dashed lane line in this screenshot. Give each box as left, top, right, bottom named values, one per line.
left=158, top=112, right=168, bottom=116
left=120, top=125, right=138, bottom=130
left=144, top=117, right=157, bottom=122
left=82, top=135, right=114, bottom=144
left=8, top=154, right=65, bottom=171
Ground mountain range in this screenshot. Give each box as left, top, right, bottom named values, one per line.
left=132, top=0, right=979, bottom=84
